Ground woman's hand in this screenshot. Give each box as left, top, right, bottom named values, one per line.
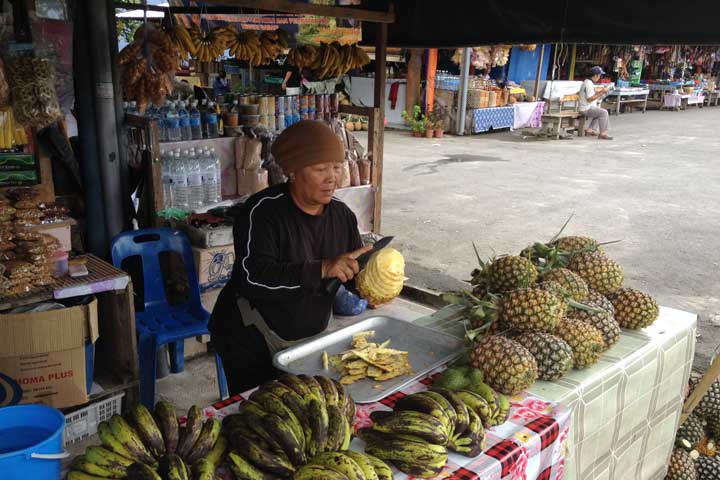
left=321, top=246, right=373, bottom=282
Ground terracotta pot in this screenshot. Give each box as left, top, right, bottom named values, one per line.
left=434, top=128, right=444, bottom=138
left=413, top=131, right=422, bottom=137
left=425, top=129, right=434, bottom=138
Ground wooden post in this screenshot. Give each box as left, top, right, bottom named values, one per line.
left=426, top=48, right=438, bottom=112
left=569, top=44, right=577, bottom=80
left=368, top=23, right=387, bottom=234
left=533, top=45, right=546, bottom=99
left=681, top=355, right=720, bottom=425
left=406, top=49, right=423, bottom=114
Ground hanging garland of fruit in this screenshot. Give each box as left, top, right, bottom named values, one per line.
left=160, top=17, right=197, bottom=58
left=188, top=23, right=228, bottom=63
left=118, top=22, right=179, bottom=113
left=287, top=42, right=371, bottom=79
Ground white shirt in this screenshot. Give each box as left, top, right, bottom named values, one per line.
left=578, top=79, right=598, bottom=112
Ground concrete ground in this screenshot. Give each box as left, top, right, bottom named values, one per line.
left=148, top=105, right=718, bottom=416
left=373, top=107, right=720, bottom=371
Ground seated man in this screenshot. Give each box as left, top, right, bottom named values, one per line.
left=209, top=120, right=370, bottom=394
left=579, top=66, right=612, bottom=140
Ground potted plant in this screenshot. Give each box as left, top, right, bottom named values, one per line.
left=402, top=105, right=427, bottom=137
left=431, top=102, right=449, bottom=138
left=424, top=117, right=434, bottom=138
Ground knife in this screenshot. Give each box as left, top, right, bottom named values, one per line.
left=325, top=236, right=394, bottom=295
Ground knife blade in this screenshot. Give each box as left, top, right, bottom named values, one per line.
left=325, top=236, right=395, bottom=295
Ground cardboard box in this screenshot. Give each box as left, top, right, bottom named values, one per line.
left=180, top=223, right=234, bottom=249
left=193, top=244, right=235, bottom=292
left=201, top=286, right=223, bottom=312
left=32, top=220, right=75, bottom=252
left=0, top=299, right=99, bottom=409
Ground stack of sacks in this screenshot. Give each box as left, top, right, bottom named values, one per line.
left=235, top=136, right=268, bottom=196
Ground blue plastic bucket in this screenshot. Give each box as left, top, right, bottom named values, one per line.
left=0, top=405, right=69, bottom=480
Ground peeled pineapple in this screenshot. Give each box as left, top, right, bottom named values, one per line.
left=356, top=247, right=405, bottom=307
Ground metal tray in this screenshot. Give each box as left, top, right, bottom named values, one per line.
left=272, top=316, right=464, bottom=403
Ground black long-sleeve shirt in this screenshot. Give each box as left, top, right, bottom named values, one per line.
left=215, top=182, right=363, bottom=341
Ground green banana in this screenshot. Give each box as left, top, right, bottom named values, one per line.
left=185, top=418, right=221, bottom=465
left=227, top=451, right=272, bottom=480
left=372, top=410, right=449, bottom=445
left=259, top=380, right=309, bottom=424
left=227, top=422, right=277, bottom=453
left=492, top=391, right=511, bottom=425
left=311, top=451, right=366, bottom=480
left=315, top=375, right=339, bottom=406
left=365, top=436, right=448, bottom=467
left=467, top=381, right=496, bottom=405
left=298, top=374, right=326, bottom=405
left=66, top=471, right=111, bottom=480
left=125, top=462, right=162, bottom=480
left=342, top=451, right=380, bottom=480
left=176, top=405, right=203, bottom=458
left=307, top=396, right=329, bottom=457
left=97, top=421, right=137, bottom=461
left=456, top=390, right=494, bottom=427
left=84, top=446, right=133, bottom=477
left=433, top=388, right=470, bottom=437
left=158, top=453, right=189, bottom=480
left=108, top=415, right=155, bottom=465
left=261, top=412, right=306, bottom=466
left=129, top=404, right=165, bottom=459
left=192, top=458, right=215, bottom=480
left=236, top=401, right=284, bottom=452
left=340, top=408, right=352, bottom=450
left=278, top=373, right=313, bottom=398
left=392, top=460, right=445, bottom=479
left=71, top=454, right=119, bottom=478
left=249, top=389, right=305, bottom=451
left=394, top=392, right=453, bottom=435
left=324, top=404, right=346, bottom=452
left=293, top=464, right=351, bottom=480
left=203, top=433, right=228, bottom=467
left=337, top=380, right=356, bottom=426
left=232, top=433, right=296, bottom=477
left=416, top=391, right=457, bottom=429
left=154, top=401, right=179, bottom=454
left=365, top=454, right=393, bottom=480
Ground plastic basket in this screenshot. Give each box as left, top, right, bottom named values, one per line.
left=62, top=392, right=125, bottom=446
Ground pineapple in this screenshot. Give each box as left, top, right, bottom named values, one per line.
left=356, top=247, right=405, bottom=307
left=677, top=414, right=707, bottom=447
left=514, top=332, right=574, bottom=381
left=698, top=437, right=717, bottom=458
left=540, top=268, right=589, bottom=301
left=689, top=377, right=720, bottom=420
left=499, top=288, right=567, bottom=332
left=469, top=335, right=538, bottom=395
left=473, top=255, right=538, bottom=294
left=554, top=318, right=605, bottom=369
left=568, top=251, right=624, bottom=295
left=550, top=235, right=602, bottom=253
left=695, top=456, right=720, bottom=479
left=586, top=289, right=615, bottom=313
left=708, top=416, right=720, bottom=441
left=665, top=448, right=697, bottom=480
left=567, top=295, right=621, bottom=349
left=607, top=287, right=659, bottom=330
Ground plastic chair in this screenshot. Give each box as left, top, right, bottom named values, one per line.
left=111, top=228, right=228, bottom=407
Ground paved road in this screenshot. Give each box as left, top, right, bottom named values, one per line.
left=376, top=107, right=720, bottom=370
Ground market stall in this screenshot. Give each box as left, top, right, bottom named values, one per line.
left=603, top=86, right=649, bottom=115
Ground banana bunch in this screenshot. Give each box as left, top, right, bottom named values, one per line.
left=287, top=44, right=321, bottom=69
left=188, top=24, right=227, bottom=63
left=312, top=42, right=372, bottom=80
left=222, top=373, right=380, bottom=479
left=223, top=26, right=262, bottom=64
left=65, top=402, right=227, bottom=480
left=161, top=20, right=197, bottom=58
left=358, top=387, right=498, bottom=478
left=118, top=22, right=179, bottom=113
left=0, top=107, right=28, bottom=150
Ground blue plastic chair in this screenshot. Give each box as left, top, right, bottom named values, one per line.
left=111, top=228, right=228, bottom=407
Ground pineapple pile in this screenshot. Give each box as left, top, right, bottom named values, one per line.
left=356, top=247, right=405, bottom=308
left=444, top=225, right=660, bottom=396
left=668, top=377, right=720, bottom=479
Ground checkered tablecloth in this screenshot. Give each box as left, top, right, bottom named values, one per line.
left=205, top=368, right=571, bottom=480
left=470, top=106, right=515, bottom=133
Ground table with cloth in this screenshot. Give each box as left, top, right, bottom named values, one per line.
left=512, top=101, right=545, bottom=129
left=417, top=305, right=696, bottom=480
left=469, top=106, right=515, bottom=133
left=206, top=369, right=571, bottom=480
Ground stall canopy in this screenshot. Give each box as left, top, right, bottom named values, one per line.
left=363, top=0, right=720, bottom=47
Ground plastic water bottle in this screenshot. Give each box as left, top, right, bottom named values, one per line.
left=189, top=100, right=203, bottom=140
left=200, top=99, right=208, bottom=138
left=202, top=149, right=221, bottom=204
left=186, top=150, right=204, bottom=209
left=160, top=150, right=173, bottom=209
left=170, top=152, right=189, bottom=209
left=165, top=102, right=181, bottom=142
left=206, top=103, right=219, bottom=138
left=157, top=100, right=171, bottom=142
left=178, top=101, right=191, bottom=141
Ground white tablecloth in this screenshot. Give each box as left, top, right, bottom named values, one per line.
left=513, top=101, right=545, bottom=129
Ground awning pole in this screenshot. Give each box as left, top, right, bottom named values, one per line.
left=533, top=45, right=546, bottom=99
left=456, top=47, right=471, bottom=135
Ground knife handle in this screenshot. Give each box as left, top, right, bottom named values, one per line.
left=326, top=278, right=342, bottom=296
